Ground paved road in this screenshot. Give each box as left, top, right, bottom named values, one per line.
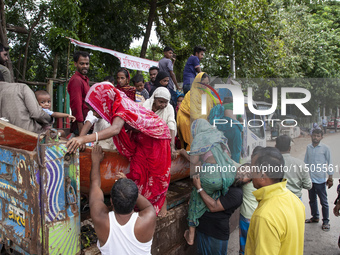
left=227, top=131, right=340, bottom=255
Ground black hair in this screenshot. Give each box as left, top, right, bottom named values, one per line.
left=149, top=66, right=159, bottom=72
left=163, top=46, right=174, bottom=52
left=201, top=73, right=210, bottom=82
left=0, top=43, right=9, bottom=53
left=193, top=45, right=206, bottom=55
left=251, top=146, right=264, bottom=159
left=116, top=68, right=129, bottom=79
left=111, top=178, right=138, bottom=215
left=104, top=76, right=115, bottom=83
left=35, top=90, right=50, bottom=98
left=253, top=147, right=285, bottom=183
left=0, top=72, right=4, bottom=82
left=312, top=128, right=323, bottom=136
left=131, top=74, right=144, bottom=84
left=73, top=51, right=90, bottom=63
left=275, top=135, right=291, bottom=152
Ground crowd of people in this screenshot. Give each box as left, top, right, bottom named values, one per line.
left=0, top=42, right=339, bottom=255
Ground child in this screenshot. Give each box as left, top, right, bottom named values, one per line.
left=131, top=74, right=149, bottom=103
left=35, top=90, right=76, bottom=136
left=176, top=93, right=184, bottom=113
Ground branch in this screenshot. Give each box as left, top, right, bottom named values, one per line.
left=6, top=24, right=28, bottom=34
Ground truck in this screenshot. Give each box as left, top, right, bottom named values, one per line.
left=0, top=94, right=266, bottom=254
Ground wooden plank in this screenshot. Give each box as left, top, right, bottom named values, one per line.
left=0, top=120, right=39, bottom=151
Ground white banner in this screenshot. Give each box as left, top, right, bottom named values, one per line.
left=69, top=38, right=158, bottom=72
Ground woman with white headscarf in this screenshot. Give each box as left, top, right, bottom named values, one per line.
left=144, top=87, right=177, bottom=160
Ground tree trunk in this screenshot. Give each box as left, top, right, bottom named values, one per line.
left=0, top=0, right=14, bottom=81
left=140, top=0, right=157, bottom=59
left=22, top=7, right=45, bottom=80
left=52, top=53, right=58, bottom=78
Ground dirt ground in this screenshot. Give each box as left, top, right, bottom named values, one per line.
left=227, top=131, right=340, bottom=255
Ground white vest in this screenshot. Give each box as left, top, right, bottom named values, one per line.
left=97, top=211, right=152, bottom=255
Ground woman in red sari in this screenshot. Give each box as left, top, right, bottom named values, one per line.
left=67, top=82, right=171, bottom=215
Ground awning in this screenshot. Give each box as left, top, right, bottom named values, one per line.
left=69, top=38, right=158, bottom=72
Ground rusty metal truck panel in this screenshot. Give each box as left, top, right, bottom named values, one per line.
left=0, top=139, right=80, bottom=254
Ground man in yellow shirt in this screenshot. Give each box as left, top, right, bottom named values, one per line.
left=245, top=147, right=305, bottom=255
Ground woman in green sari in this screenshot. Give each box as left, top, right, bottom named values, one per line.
left=180, top=118, right=237, bottom=245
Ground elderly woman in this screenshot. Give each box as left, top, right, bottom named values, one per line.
left=66, top=82, right=171, bottom=216
left=143, top=87, right=177, bottom=160
left=180, top=119, right=236, bottom=246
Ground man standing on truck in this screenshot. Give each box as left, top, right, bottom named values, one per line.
left=67, top=51, right=90, bottom=136
left=90, top=145, right=156, bottom=255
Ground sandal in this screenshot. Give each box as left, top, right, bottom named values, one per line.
left=322, top=223, right=330, bottom=232
left=305, top=218, right=319, bottom=223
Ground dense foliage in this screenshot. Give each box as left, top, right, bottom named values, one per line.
left=3, top=0, right=340, bottom=113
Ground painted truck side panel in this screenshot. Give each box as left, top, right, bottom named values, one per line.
left=0, top=141, right=80, bottom=254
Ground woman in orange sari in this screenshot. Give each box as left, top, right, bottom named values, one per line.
left=67, top=82, right=171, bottom=215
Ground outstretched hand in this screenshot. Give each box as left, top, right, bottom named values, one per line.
left=66, top=136, right=85, bottom=153
left=91, top=145, right=104, bottom=164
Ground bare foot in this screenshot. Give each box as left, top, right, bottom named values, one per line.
left=158, top=199, right=167, bottom=217
left=184, top=229, right=194, bottom=245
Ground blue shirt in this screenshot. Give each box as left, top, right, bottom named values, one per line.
left=158, top=57, right=174, bottom=90
left=42, top=108, right=54, bottom=115
left=183, top=55, right=200, bottom=85
left=304, top=142, right=333, bottom=184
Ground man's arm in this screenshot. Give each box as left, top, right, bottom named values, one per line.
left=193, top=57, right=201, bottom=73
left=67, top=116, right=125, bottom=153
left=304, top=148, right=308, bottom=164
left=89, top=145, right=110, bottom=247
left=134, top=193, right=157, bottom=243
left=23, top=85, right=52, bottom=125
left=301, top=163, right=312, bottom=190
left=169, top=71, right=179, bottom=90
left=326, top=147, right=333, bottom=188
left=195, top=66, right=202, bottom=73
left=192, top=174, right=242, bottom=212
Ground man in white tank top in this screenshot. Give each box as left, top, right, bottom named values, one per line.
left=90, top=145, right=157, bottom=255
